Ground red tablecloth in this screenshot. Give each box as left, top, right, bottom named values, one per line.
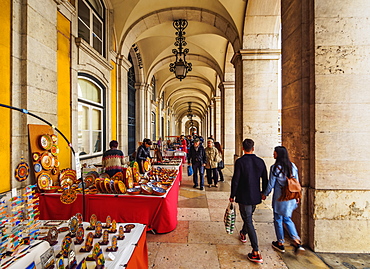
left=38, top=172, right=181, bottom=233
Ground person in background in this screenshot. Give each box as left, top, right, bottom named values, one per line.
left=102, top=140, right=125, bottom=177
left=180, top=135, right=188, bottom=154
left=157, top=137, right=162, bottom=150
left=214, top=141, right=224, bottom=182
left=136, top=138, right=152, bottom=173
left=262, top=146, right=305, bottom=254
left=205, top=139, right=221, bottom=187
left=229, top=139, right=268, bottom=264
left=188, top=138, right=206, bottom=190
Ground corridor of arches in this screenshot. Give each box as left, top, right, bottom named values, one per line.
left=1, top=0, right=369, bottom=254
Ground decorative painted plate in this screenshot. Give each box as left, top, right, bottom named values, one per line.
left=95, top=178, right=102, bottom=193
left=69, top=216, right=79, bottom=234
left=40, top=153, right=53, bottom=170
left=39, top=134, right=52, bottom=150
left=117, top=180, right=126, bottom=194
left=32, top=152, right=41, bottom=162
left=15, top=161, right=30, bottom=182
left=59, top=169, right=77, bottom=183
left=99, top=173, right=110, bottom=179
left=38, top=172, right=52, bottom=190
left=54, top=159, right=60, bottom=168
left=60, top=189, right=77, bottom=204
left=50, top=145, right=59, bottom=156
left=112, top=172, right=123, bottom=181
left=34, top=163, right=42, bottom=173
left=104, top=178, right=111, bottom=193
left=132, top=162, right=139, bottom=175
left=141, top=184, right=153, bottom=195
left=51, top=134, right=58, bottom=143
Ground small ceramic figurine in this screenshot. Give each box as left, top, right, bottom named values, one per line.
left=74, top=226, right=84, bottom=245
left=103, top=215, right=112, bottom=229
left=98, top=230, right=109, bottom=245
left=94, top=221, right=103, bottom=238
left=106, top=235, right=118, bottom=252
left=86, top=214, right=97, bottom=230
left=79, top=232, right=93, bottom=252
left=117, top=225, right=125, bottom=240
left=108, top=220, right=117, bottom=233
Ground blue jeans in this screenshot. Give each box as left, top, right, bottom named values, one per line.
left=239, top=204, right=259, bottom=251
left=192, top=162, right=204, bottom=187
left=274, top=212, right=300, bottom=243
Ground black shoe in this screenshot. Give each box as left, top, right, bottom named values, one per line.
left=220, top=179, right=224, bottom=182
left=247, top=251, right=263, bottom=263
left=293, top=243, right=305, bottom=254
left=193, top=184, right=198, bottom=188
left=200, top=187, right=204, bottom=190
left=272, top=241, right=285, bottom=253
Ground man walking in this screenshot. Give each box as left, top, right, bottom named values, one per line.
left=188, top=138, right=206, bottom=190
left=229, top=139, right=268, bottom=263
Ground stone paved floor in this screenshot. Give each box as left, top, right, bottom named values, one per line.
left=146, top=165, right=369, bottom=269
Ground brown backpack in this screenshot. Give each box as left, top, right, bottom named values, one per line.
left=278, top=175, right=302, bottom=201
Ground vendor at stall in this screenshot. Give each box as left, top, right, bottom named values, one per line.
left=102, top=140, right=125, bottom=177
left=136, top=138, right=152, bottom=173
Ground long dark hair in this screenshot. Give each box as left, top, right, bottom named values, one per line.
left=274, top=146, right=292, bottom=177
left=214, top=142, right=223, bottom=154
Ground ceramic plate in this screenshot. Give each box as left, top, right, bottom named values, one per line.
left=34, top=163, right=42, bottom=173
left=15, top=162, right=30, bottom=182
left=38, top=172, right=52, bottom=190
left=39, top=134, right=52, bottom=150
left=40, top=153, right=53, bottom=170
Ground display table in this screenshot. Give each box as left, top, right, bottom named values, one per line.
left=3, top=223, right=147, bottom=269
left=38, top=170, right=181, bottom=233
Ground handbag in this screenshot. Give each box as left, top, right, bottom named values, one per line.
left=187, top=165, right=193, bottom=176
left=217, top=160, right=224, bottom=169
left=278, top=176, right=302, bottom=201
left=223, top=202, right=236, bottom=234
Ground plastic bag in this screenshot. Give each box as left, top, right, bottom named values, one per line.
left=187, top=165, right=193, bottom=176
left=223, top=202, right=236, bottom=234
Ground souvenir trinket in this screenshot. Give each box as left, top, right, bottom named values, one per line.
left=59, top=235, right=72, bottom=258
left=95, top=247, right=105, bottom=269
left=40, top=134, right=53, bottom=150
left=56, top=256, right=64, bottom=269
left=75, top=213, right=83, bottom=226
left=117, top=226, right=125, bottom=240
left=51, top=134, right=58, bottom=143
left=15, top=161, right=30, bottom=182
left=68, top=216, right=79, bottom=237
left=76, top=258, right=87, bottom=269
left=60, top=189, right=77, bottom=204
left=108, top=220, right=117, bottom=233
left=46, top=227, right=58, bottom=246
left=74, top=226, right=84, bottom=245
left=124, top=224, right=135, bottom=233
left=86, top=214, right=97, bottom=230
left=50, top=144, right=59, bottom=156
left=98, top=230, right=109, bottom=245
left=93, top=221, right=103, bottom=238
left=38, top=173, right=52, bottom=190
left=79, top=232, right=93, bottom=252
left=32, top=152, right=41, bottom=162
left=67, top=249, right=77, bottom=269
left=34, top=163, right=42, bottom=173
left=103, top=216, right=111, bottom=229
left=106, top=235, right=118, bottom=252
left=86, top=242, right=101, bottom=261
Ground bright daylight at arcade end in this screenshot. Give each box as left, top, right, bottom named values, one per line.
left=0, top=0, right=369, bottom=268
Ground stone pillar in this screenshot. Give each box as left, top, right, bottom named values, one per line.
left=117, top=55, right=131, bottom=156
left=220, top=82, right=235, bottom=165
left=282, top=0, right=370, bottom=253
left=135, top=83, right=146, bottom=142
left=213, top=96, right=221, bottom=141
left=232, top=49, right=280, bottom=166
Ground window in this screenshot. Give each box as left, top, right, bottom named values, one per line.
left=78, top=76, right=105, bottom=158
left=78, top=0, right=105, bottom=56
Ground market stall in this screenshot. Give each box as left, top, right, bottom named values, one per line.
left=38, top=167, right=181, bottom=233
left=3, top=222, right=147, bottom=269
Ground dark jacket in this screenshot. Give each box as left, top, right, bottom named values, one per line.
left=188, top=145, right=206, bottom=165
left=136, top=144, right=151, bottom=162
left=230, top=154, right=268, bottom=205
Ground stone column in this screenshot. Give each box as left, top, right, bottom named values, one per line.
left=135, top=83, right=146, bottom=142
left=117, top=55, right=131, bottom=156
left=232, top=49, right=280, bottom=166
left=213, top=96, right=221, bottom=141
left=282, top=0, right=370, bottom=253
left=220, top=82, right=235, bottom=165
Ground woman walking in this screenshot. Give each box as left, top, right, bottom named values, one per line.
left=262, top=146, right=305, bottom=254
left=214, top=141, right=224, bottom=182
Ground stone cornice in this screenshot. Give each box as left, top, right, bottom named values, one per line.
left=117, top=55, right=132, bottom=71
left=240, top=49, right=281, bottom=60
left=76, top=37, right=113, bottom=71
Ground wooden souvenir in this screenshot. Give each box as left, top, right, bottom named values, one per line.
left=76, top=258, right=87, bottom=269
left=75, top=213, right=83, bottom=226
left=66, top=249, right=77, bottom=269
left=86, top=214, right=97, bottom=230
left=93, top=221, right=102, bottom=238
left=79, top=232, right=93, bottom=252
left=46, top=227, right=58, bottom=246
left=117, top=226, right=125, bottom=240
left=74, top=226, right=84, bottom=245
left=95, top=248, right=105, bottom=268
left=59, top=235, right=72, bottom=258
left=108, top=220, right=117, bottom=233
left=106, top=235, right=118, bottom=252
left=86, top=242, right=101, bottom=261
left=60, top=189, right=77, bottom=204
left=68, top=216, right=79, bottom=237
left=103, top=216, right=111, bottom=229
left=124, top=224, right=135, bottom=233
left=98, top=230, right=109, bottom=245
left=15, top=161, right=30, bottom=182
left=57, top=256, right=64, bottom=269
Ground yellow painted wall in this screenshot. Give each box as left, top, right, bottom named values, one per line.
left=57, top=12, right=72, bottom=168
left=110, top=60, right=117, bottom=140
left=0, top=0, right=11, bottom=192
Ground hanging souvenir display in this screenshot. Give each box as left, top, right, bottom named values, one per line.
left=50, top=145, right=59, bottom=156
left=15, top=160, right=30, bottom=182
left=40, top=152, right=53, bottom=170
left=39, top=134, right=53, bottom=150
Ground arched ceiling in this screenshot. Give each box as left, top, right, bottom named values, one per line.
left=110, top=0, right=248, bottom=121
